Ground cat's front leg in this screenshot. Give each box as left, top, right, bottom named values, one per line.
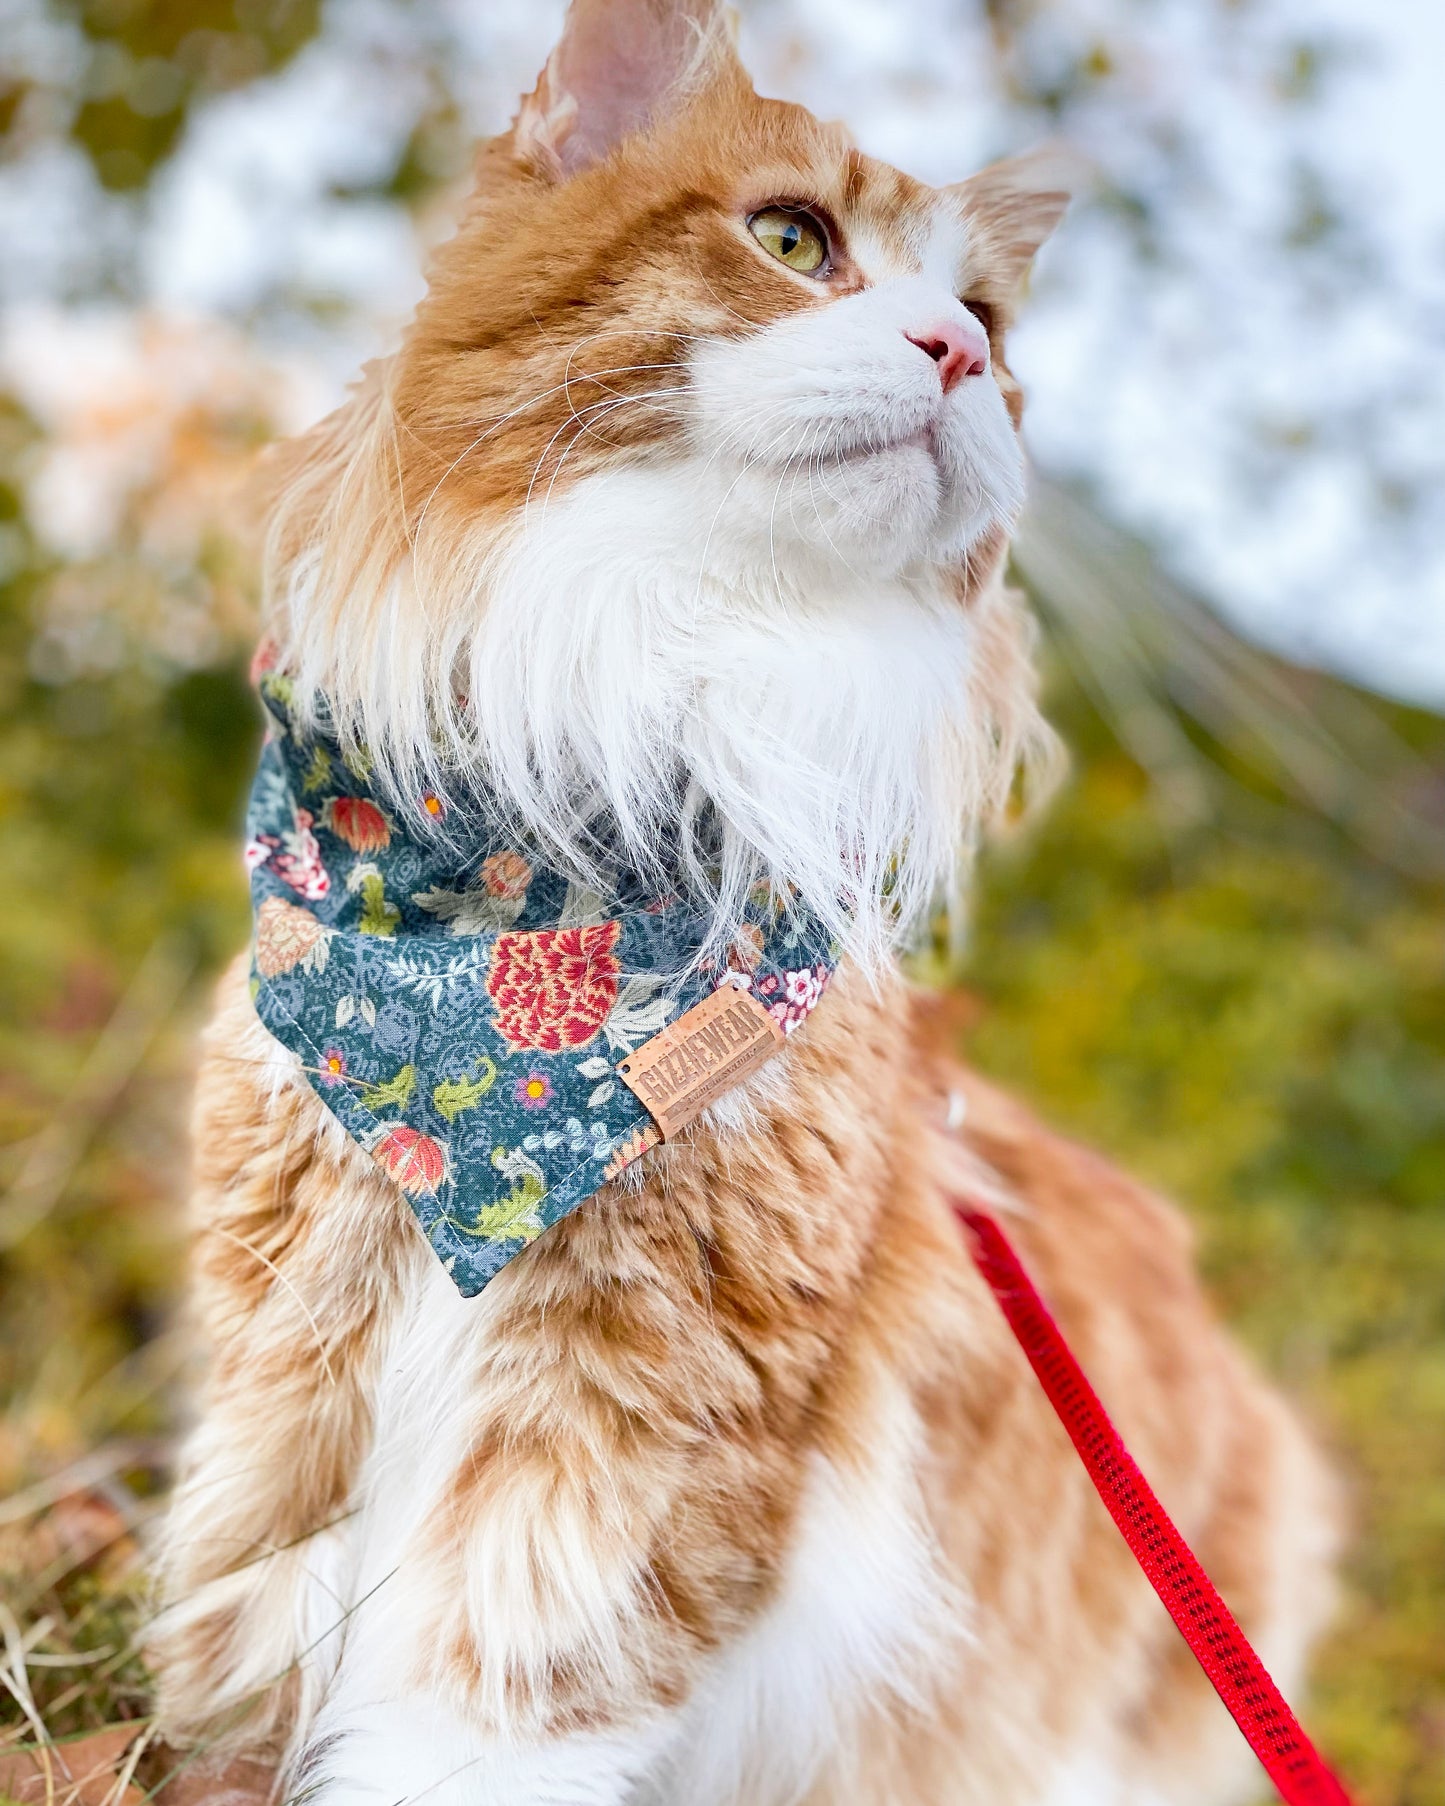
left=151, top=1389, right=364, bottom=1753
left=151, top=962, right=411, bottom=1753
left=269, top=1249, right=694, bottom=1802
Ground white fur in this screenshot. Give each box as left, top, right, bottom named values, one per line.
left=637, top=1404, right=962, bottom=1806
left=296, top=1700, right=676, bottom=1806
left=277, top=270, right=1040, bottom=972
left=460, top=458, right=1014, bottom=968
left=1033, top=1761, right=1174, bottom=1806
left=687, top=271, right=1022, bottom=573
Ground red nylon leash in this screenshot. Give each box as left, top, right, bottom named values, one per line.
left=952, top=1200, right=1354, bottom=1806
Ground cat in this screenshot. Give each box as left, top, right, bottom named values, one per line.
left=150, top=3, right=1339, bottom=1802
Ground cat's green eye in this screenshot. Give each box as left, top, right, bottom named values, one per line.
left=748, top=207, right=829, bottom=275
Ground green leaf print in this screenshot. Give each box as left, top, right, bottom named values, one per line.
left=301, top=744, right=332, bottom=792
left=359, top=1063, right=415, bottom=1112
left=433, top=1058, right=498, bottom=1123
left=473, top=1170, right=545, bottom=1243
left=356, top=869, right=401, bottom=937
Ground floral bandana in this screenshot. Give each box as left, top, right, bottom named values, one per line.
left=245, top=677, right=837, bottom=1297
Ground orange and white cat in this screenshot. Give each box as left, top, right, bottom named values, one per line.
left=151, top=3, right=1338, bottom=1801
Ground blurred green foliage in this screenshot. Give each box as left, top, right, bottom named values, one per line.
left=0, top=3, right=1440, bottom=1799
left=53, top=0, right=321, bottom=190
left=0, top=396, right=253, bottom=1480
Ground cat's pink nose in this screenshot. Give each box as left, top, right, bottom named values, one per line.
left=905, top=322, right=989, bottom=393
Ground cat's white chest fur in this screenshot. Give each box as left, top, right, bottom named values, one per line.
left=457, top=454, right=1005, bottom=974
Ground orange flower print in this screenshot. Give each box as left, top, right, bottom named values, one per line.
left=480, top=851, right=532, bottom=902
left=486, top=921, right=621, bottom=1052
left=365, top=1123, right=449, bottom=1196
left=254, top=896, right=334, bottom=978
left=727, top=923, right=765, bottom=974
left=418, top=791, right=446, bottom=822
left=324, top=795, right=392, bottom=854
left=319, top=1047, right=348, bottom=1085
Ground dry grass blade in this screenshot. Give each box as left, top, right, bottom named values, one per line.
left=0, top=1601, right=57, bottom=1803
left=0, top=937, right=197, bottom=1253
left=1016, top=477, right=1445, bottom=872
left=0, top=1448, right=171, bottom=1535
left=0, top=1722, right=149, bottom=1805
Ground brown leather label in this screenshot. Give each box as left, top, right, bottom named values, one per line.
left=616, top=983, right=785, bottom=1140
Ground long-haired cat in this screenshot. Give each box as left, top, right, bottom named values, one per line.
left=151, top=3, right=1338, bottom=1801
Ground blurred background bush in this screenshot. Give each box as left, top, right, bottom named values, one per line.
left=0, top=2, right=1441, bottom=1801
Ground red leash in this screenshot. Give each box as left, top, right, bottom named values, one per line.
left=953, top=1200, right=1353, bottom=1806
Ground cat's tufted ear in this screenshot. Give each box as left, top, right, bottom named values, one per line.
left=514, top=0, right=742, bottom=181
left=951, top=146, right=1077, bottom=292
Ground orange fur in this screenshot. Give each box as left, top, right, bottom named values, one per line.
left=152, top=6, right=1337, bottom=1800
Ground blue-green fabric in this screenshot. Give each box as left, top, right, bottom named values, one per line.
left=245, top=678, right=836, bottom=1297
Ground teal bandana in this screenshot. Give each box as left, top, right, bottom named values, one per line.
left=245, top=674, right=836, bottom=1297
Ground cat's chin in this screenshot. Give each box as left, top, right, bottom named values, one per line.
left=715, top=434, right=1016, bottom=578
left=771, top=438, right=948, bottom=573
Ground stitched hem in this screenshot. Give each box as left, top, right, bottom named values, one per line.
left=251, top=965, right=659, bottom=1286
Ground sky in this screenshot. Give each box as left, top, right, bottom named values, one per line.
left=1, top=0, right=1442, bottom=708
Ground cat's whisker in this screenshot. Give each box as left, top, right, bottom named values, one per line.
left=412, top=362, right=689, bottom=543
left=522, top=388, right=686, bottom=522
left=695, top=272, right=769, bottom=335
left=798, top=425, right=861, bottom=580
left=533, top=394, right=678, bottom=522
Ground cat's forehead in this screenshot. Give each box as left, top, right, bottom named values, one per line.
left=834, top=151, right=968, bottom=284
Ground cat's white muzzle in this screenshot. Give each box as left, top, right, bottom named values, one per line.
left=688, top=276, right=1025, bottom=576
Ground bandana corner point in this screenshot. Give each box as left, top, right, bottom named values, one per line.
left=243, top=684, right=837, bottom=1297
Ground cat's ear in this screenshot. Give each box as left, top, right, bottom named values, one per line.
left=514, top=0, right=741, bottom=181
left=951, top=146, right=1077, bottom=291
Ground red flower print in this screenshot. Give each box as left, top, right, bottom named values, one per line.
left=319, top=1048, right=348, bottom=1085
left=365, top=1123, right=449, bottom=1196
left=481, top=850, right=531, bottom=901
left=268, top=808, right=329, bottom=900
left=486, top=921, right=621, bottom=1052
left=514, top=1071, right=554, bottom=1110
left=324, top=795, right=392, bottom=854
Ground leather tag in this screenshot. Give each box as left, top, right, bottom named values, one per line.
left=616, top=983, right=785, bottom=1139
